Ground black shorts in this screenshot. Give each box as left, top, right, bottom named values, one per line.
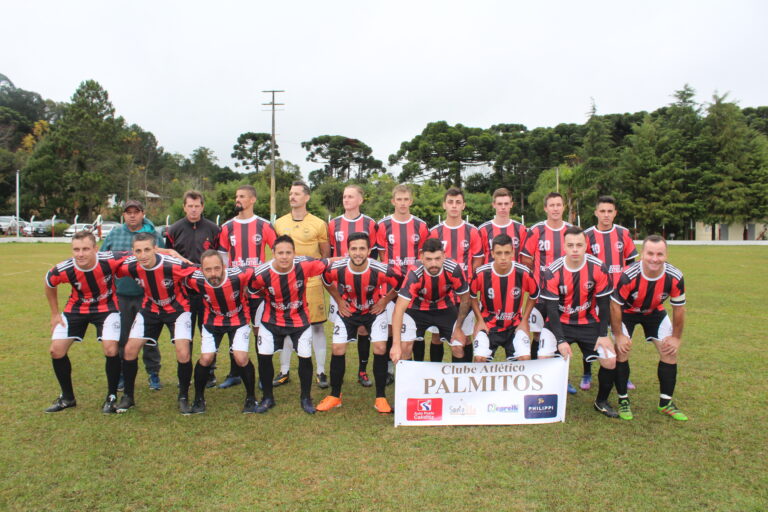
left=622, top=309, right=670, bottom=341
left=549, top=322, right=599, bottom=360
left=403, top=305, right=458, bottom=343
left=52, top=311, right=121, bottom=342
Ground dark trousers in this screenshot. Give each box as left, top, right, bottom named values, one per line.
left=118, top=294, right=161, bottom=374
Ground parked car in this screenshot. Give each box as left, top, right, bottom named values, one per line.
left=23, top=219, right=68, bottom=237
left=0, top=216, right=28, bottom=235
left=64, top=223, right=94, bottom=237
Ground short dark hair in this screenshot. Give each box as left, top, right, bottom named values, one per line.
left=421, top=238, right=443, bottom=254
left=444, top=187, right=464, bottom=202
left=643, top=234, right=667, bottom=249
left=564, top=226, right=585, bottom=239
left=200, top=249, right=223, bottom=266
left=237, top=185, right=257, bottom=198
left=492, top=188, right=512, bottom=201
left=184, top=190, right=205, bottom=205
left=596, top=195, right=616, bottom=207
left=132, top=232, right=157, bottom=247
left=491, top=234, right=513, bottom=249
left=347, top=232, right=370, bottom=249
left=544, top=192, right=563, bottom=205
left=72, top=230, right=96, bottom=246
left=291, top=181, right=311, bottom=195
left=274, top=234, right=295, bottom=251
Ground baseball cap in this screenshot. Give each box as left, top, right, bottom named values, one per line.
left=123, top=200, right=144, bottom=212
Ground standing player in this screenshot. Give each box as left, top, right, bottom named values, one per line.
left=470, top=235, right=539, bottom=362
left=274, top=181, right=331, bottom=389
left=390, top=238, right=470, bottom=364
left=537, top=227, right=618, bottom=418
left=327, top=184, right=378, bottom=387
left=318, top=233, right=399, bottom=413
left=478, top=187, right=527, bottom=264
left=376, top=184, right=429, bottom=363
left=610, top=235, right=687, bottom=421
left=429, top=187, right=483, bottom=362
left=166, top=190, right=221, bottom=387
left=582, top=195, right=638, bottom=391
left=218, top=185, right=276, bottom=389
left=43, top=231, right=128, bottom=413
left=248, top=235, right=331, bottom=414
left=115, top=233, right=197, bottom=414
left=185, top=251, right=257, bottom=414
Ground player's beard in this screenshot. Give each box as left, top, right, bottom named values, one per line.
left=208, top=274, right=223, bottom=286
left=233, top=203, right=244, bottom=214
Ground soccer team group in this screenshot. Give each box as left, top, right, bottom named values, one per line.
left=43, top=182, right=688, bottom=421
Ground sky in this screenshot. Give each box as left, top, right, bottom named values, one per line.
left=3, top=1, right=767, bottom=177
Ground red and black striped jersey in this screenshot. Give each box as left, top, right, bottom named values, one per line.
left=45, top=251, right=131, bottom=314
left=218, top=215, right=277, bottom=267
left=117, top=254, right=197, bottom=314
left=429, top=221, right=483, bottom=279
left=584, top=224, right=638, bottom=286
left=520, top=221, right=572, bottom=282
left=540, top=255, right=612, bottom=326
left=322, top=258, right=398, bottom=314
left=398, top=259, right=469, bottom=311
left=375, top=215, right=429, bottom=268
left=477, top=219, right=527, bottom=263
left=185, top=267, right=253, bottom=328
left=328, top=214, right=378, bottom=257
left=611, top=261, right=686, bottom=315
left=470, top=262, right=539, bottom=332
left=248, top=256, right=328, bottom=328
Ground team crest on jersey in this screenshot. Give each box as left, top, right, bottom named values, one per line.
left=231, top=291, right=240, bottom=300
left=335, top=231, right=345, bottom=242
left=252, top=234, right=262, bottom=244
left=487, top=288, right=495, bottom=299
left=163, top=279, right=174, bottom=288
left=461, top=240, right=470, bottom=250
left=366, top=285, right=376, bottom=292
left=658, top=292, right=669, bottom=301
left=296, top=280, right=304, bottom=288
left=512, top=287, right=522, bottom=299
left=512, top=237, right=520, bottom=248
left=412, top=234, right=421, bottom=243
left=229, top=235, right=237, bottom=247
left=616, top=241, right=624, bottom=251
left=387, top=234, right=395, bottom=244
left=113, top=320, right=120, bottom=330
left=102, top=275, right=112, bottom=283
left=419, top=287, right=427, bottom=296
left=268, top=286, right=275, bottom=295
left=343, top=284, right=353, bottom=293
left=592, top=244, right=601, bottom=254
left=583, top=281, right=595, bottom=291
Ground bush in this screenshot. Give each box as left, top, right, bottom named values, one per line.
left=53, top=223, right=69, bottom=236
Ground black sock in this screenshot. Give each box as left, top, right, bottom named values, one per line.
left=413, top=338, right=425, bottom=361
left=298, top=356, right=313, bottom=399
left=105, top=355, right=121, bottom=396
left=228, top=350, right=238, bottom=378
left=194, top=361, right=210, bottom=400
left=177, top=361, right=192, bottom=398
left=430, top=343, right=444, bottom=362
left=386, top=336, right=393, bottom=368
left=596, top=366, right=615, bottom=402
left=658, top=361, right=677, bottom=407
left=451, top=354, right=462, bottom=363
left=122, top=358, right=139, bottom=398
left=257, top=354, right=274, bottom=399
left=52, top=355, right=74, bottom=400
left=583, top=359, right=592, bottom=376
left=357, top=335, right=370, bottom=373
left=530, top=339, right=539, bottom=360
left=241, top=360, right=256, bottom=399
left=615, top=361, right=630, bottom=397
left=373, top=353, right=387, bottom=398
left=330, top=354, right=345, bottom=397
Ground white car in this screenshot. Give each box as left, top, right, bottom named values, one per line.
left=63, top=223, right=94, bottom=237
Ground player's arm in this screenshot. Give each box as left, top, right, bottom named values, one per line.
left=44, top=281, right=65, bottom=331
left=595, top=294, right=613, bottom=356
left=661, top=305, right=685, bottom=357
left=543, top=298, right=570, bottom=358
left=451, top=292, right=471, bottom=346
left=470, top=295, right=486, bottom=337
left=389, top=296, right=410, bottom=364
left=324, top=281, right=351, bottom=318
left=319, top=241, right=331, bottom=259
left=517, top=295, right=535, bottom=339
left=610, top=300, right=631, bottom=356
left=371, top=287, right=397, bottom=316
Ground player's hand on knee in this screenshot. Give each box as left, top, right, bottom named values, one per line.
left=660, top=336, right=680, bottom=356
left=615, top=333, right=632, bottom=356
left=390, top=346, right=401, bottom=365
left=50, top=313, right=64, bottom=332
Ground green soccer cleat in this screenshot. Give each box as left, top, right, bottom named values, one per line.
left=618, top=398, right=633, bottom=420
left=658, top=402, right=688, bottom=421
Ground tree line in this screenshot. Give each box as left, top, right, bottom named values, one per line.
left=1, top=74, right=767, bottom=236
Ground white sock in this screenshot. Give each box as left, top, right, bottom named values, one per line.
left=312, top=324, right=327, bottom=374
left=279, top=339, right=293, bottom=374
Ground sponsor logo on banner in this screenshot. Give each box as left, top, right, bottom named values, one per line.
left=487, top=403, right=519, bottom=413
left=524, top=394, right=558, bottom=419
left=448, top=400, right=478, bottom=416
left=406, top=398, right=443, bottom=421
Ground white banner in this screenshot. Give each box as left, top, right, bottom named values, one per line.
left=394, top=358, right=569, bottom=426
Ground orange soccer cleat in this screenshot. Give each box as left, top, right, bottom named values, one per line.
left=316, top=394, right=342, bottom=411
left=374, top=397, right=392, bottom=414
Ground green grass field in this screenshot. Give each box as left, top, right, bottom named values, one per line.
left=0, top=243, right=766, bottom=511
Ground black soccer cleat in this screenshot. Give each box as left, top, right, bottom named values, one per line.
left=272, top=371, right=290, bottom=387
left=357, top=371, right=372, bottom=388
left=178, top=396, right=193, bottom=415
left=115, top=395, right=135, bottom=413
left=316, top=373, right=329, bottom=389
left=300, top=397, right=317, bottom=414
left=594, top=400, right=619, bottom=418
left=218, top=375, right=242, bottom=389
left=242, top=397, right=258, bottom=414
left=386, top=372, right=395, bottom=386
left=101, top=394, right=117, bottom=414
left=206, top=374, right=217, bottom=389
left=254, top=396, right=276, bottom=414
left=45, top=395, right=77, bottom=413
left=191, top=398, right=206, bottom=414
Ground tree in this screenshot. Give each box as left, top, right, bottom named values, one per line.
left=231, top=132, right=276, bottom=172
left=302, top=135, right=383, bottom=187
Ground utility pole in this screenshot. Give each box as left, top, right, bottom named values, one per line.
left=15, top=169, right=20, bottom=238
left=262, top=90, right=284, bottom=221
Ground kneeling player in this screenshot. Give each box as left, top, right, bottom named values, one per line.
left=318, top=232, right=399, bottom=413
left=537, top=227, right=618, bottom=418
left=390, top=238, right=469, bottom=364
left=185, top=251, right=257, bottom=414
left=43, top=231, right=129, bottom=413
left=610, top=235, right=687, bottom=421
left=470, top=235, right=539, bottom=362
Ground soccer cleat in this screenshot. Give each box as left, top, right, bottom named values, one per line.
left=191, top=398, right=206, bottom=414
left=117, top=375, right=125, bottom=392
left=386, top=372, right=395, bottom=386
left=242, top=397, right=258, bottom=414
left=254, top=396, right=276, bottom=414
left=272, top=372, right=290, bottom=387
left=115, top=395, right=135, bottom=413
left=618, top=398, right=633, bottom=420
left=45, top=395, right=77, bottom=413
left=658, top=403, right=688, bottom=421
left=218, top=375, right=242, bottom=389
left=101, top=394, right=117, bottom=414
left=316, top=373, right=329, bottom=389
left=178, top=396, right=192, bottom=415
left=567, top=383, right=578, bottom=395
left=374, top=397, right=393, bottom=414
left=206, top=374, right=217, bottom=389
left=316, top=395, right=342, bottom=411
left=148, top=372, right=162, bottom=391
left=358, top=371, right=372, bottom=388
left=627, top=379, right=636, bottom=390
left=593, top=400, right=619, bottom=418
left=300, top=397, right=317, bottom=414
left=580, top=374, right=592, bottom=391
